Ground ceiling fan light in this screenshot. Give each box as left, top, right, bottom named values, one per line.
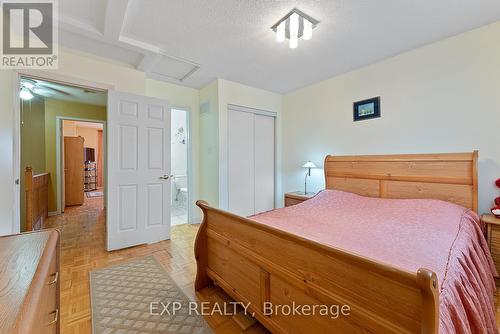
left=22, top=80, right=35, bottom=90
left=289, top=35, right=298, bottom=49
left=20, top=88, right=34, bottom=100
left=276, top=21, right=285, bottom=42
left=303, top=19, right=313, bottom=40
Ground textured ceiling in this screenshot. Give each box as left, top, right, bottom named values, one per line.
left=58, top=0, right=500, bottom=93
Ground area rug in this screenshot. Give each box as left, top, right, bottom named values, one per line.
left=90, top=256, right=213, bottom=333
left=86, top=191, right=104, bottom=198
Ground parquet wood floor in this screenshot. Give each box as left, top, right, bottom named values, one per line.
left=47, top=196, right=269, bottom=334
left=47, top=197, right=499, bottom=333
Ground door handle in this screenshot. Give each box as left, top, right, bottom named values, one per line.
left=159, top=175, right=172, bottom=180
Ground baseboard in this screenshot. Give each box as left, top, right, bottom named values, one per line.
left=48, top=211, right=60, bottom=217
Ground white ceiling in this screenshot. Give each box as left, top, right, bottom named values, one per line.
left=23, top=77, right=107, bottom=106
left=58, top=0, right=500, bottom=93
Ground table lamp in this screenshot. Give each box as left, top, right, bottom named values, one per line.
left=302, top=161, right=317, bottom=195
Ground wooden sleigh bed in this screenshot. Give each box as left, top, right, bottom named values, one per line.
left=194, top=152, right=479, bottom=334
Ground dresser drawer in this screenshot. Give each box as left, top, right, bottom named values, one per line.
left=32, top=238, right=59, bottom=334
left=45, top=249, right=59, bottom=334
left=0, top=230, right=60, bottom=334
left=34, top=282, right=57, bottom=334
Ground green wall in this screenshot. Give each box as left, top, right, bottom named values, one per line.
left=44, top=98, right=106, bottom=212
left=20, top=97, right=46, bottom=231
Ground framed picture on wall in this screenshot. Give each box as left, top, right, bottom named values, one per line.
left=353, top=97, right=380, bottom=121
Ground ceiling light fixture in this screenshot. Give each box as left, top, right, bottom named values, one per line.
left=19, top=79, right=37, bottom=100
left=271, top=8, right=319, bottom=49
left=303, top=19, right=313, bottom=40
left=289, top=13, right=299, bottom=49
left=289, top=35, right=298, bottom=49
left=22, top=80, right=35, bottom=90
left=20, top=87, right=34, bottom=100
left=276, top=21, right=285, bottom=42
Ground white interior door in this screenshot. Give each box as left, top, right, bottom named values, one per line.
left=107, top=91, right=171, bottom=251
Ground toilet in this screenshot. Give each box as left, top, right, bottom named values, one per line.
left=172, top=175, right=188, bottom=209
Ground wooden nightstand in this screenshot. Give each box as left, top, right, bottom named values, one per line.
left=483, top=214, right=500, bottom=276
left=284, top=191, right=316, bottom=207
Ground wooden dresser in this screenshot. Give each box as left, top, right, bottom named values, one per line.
left=0, top=230, right=60, bottom=334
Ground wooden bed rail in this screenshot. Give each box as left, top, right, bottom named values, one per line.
left=195, top=200, right=439, bottom=334
left=25, top=167, right=49, bottom=231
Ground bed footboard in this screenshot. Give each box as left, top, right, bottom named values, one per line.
left=194, top=200, right=439, bottom=334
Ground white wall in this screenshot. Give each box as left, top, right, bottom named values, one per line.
left=0, top=71, right=15, bottom=235
left=282, top=22, right=500, bottom=214
left=171, top=109, right=187, bottom=175
left=198, top=81, right=219, bottom=207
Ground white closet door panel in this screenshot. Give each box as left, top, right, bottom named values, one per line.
left=228, top=110, right=255, bottom=216
left=254, top=114, right=275, bottom=213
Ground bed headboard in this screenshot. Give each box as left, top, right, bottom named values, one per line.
left=324, top=151, right=478, bottom=212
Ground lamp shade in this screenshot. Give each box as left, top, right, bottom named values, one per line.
left=302, top=161, right=317, bottom=168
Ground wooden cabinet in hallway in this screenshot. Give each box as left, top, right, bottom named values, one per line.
left=64, top=136, right=84, bottom=206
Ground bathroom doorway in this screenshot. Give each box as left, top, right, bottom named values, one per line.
left=171, top=108, right=189, bottom=226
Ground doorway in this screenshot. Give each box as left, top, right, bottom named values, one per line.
left=59, top=119, right=106, bottom=211
left=16, top=74, right=174, bottom=252
left=171, top=108, right=189, bottom=226
left=18, top=75, right=107, bottom=232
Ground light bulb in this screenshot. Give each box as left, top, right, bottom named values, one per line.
left=289, top=35, right=298, bottom=49
left=276, top=21, right=285, bottom=43
left=289, top=13, right=299, bottom=38
left=20, top=88, right=33, bottom=100
left=303, top=19, right=312, bottom=40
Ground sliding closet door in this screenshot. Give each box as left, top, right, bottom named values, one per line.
left=228, top=109, right=255, bottom=216
left=227, top=107, right=275, bottom=216
left=254, top=114, right=275, bottom=213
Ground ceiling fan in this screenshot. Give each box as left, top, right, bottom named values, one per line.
left=20, top=78, right=71, bottom=100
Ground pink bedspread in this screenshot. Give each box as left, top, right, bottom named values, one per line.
left=251, top=190, right=498, bottom=333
